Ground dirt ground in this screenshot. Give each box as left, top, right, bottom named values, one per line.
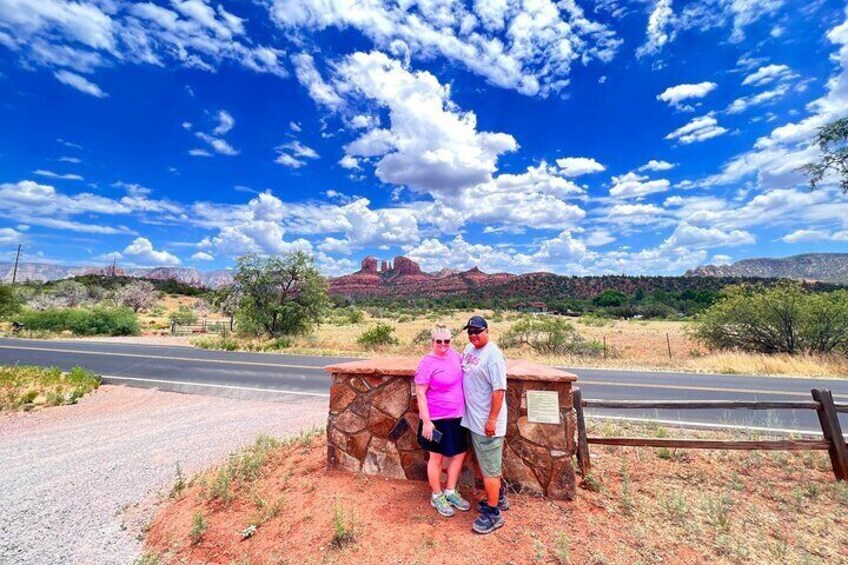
left=145, top=422, right=848, bottom=565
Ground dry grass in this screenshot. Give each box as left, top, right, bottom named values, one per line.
left=146, top=420, right=848, bottom=564
left=222, top=310, right=848, bottom=378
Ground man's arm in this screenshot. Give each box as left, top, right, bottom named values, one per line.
left=484, top=390, right=505, bottom=437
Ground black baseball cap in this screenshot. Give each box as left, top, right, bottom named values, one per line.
left=462, top=316, right=488, bottom=330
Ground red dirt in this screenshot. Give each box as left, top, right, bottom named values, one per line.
left=145, top=430, right=848, bottom=564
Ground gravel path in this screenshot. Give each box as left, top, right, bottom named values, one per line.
left=0, top=386, right=328, bottom=565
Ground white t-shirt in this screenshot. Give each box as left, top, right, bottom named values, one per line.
left=460, top=342, right=507, bottom=437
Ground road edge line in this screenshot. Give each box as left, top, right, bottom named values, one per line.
left=100, top=374, right=330, bottom=398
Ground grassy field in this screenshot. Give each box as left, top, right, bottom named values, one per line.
left=0, top=365, right=101, bottom=411
left=144, top=419, right=848, bottom=564
left=190, top=309, right=848, bottom=378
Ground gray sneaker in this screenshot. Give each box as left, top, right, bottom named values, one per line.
left=431, top=493, right=456, bottom=517
left=444, top=491, right=471, bottom=512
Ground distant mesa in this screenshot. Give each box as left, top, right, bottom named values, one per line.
left=686, top=253, right=848, bottom=285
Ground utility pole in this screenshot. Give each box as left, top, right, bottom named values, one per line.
left=11, top=244, right=21, bottom=284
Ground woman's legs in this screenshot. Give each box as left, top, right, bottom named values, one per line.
left=444, top=451, right=467, bottom=491
left=427, top=452, right=445, bottom=494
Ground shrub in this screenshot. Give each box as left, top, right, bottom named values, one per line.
left=357, top=323, right=399, bottom=348
left=15, top=307, right=139, bottom=336
left=0, top=366, right=100, bottom=410
left=169, top=306, right=198, bottom=326
left=189, top=512, right=207, bottom=544
left=501, top=317, right=602, bottom=356
left=0, top=284, right=22, bottom=319
left=331, top=504, right=358, bottom=549
left=692, top=283, right=848, bottom=355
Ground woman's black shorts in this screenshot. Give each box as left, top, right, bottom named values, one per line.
left=417, top=417, right=469, bottom=457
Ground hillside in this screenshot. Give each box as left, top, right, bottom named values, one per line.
left=329, top=256, right=840, bottom=305
left=0, top=262, right=233, bottom=288
left=686, top=253, right=848, bottom=284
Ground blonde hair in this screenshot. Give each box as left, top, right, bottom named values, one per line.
left=430, top=323, right=451, bottom=340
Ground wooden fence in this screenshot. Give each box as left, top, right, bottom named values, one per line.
left=573, top=388, right=848, bottom=481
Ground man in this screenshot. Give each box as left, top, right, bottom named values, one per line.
left=460, top=315, right=509, bottom=535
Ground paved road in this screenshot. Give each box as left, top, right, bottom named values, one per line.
left=1, top=337, right=846, bottom=433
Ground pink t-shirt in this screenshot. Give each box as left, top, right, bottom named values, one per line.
left=414, top=349, right=465, bottom=420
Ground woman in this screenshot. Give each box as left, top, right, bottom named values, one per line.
left=415, top=324, right=472, bottom=517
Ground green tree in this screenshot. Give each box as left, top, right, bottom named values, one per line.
left=0, top=284, right=22, bottom=318
left=799, top=116, right=848, bottom=193
left=692, top=283, right=848, bottom=355
left=233, top=251, right=329, bottom=337
left=593, top=290, right=628, bottom=308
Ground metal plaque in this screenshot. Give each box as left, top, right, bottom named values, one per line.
left=526, top=390, right=560, bottom=424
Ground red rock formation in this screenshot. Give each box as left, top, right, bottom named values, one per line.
left=360, top=256, right=378, bottom=274
left=380, top=260, right=391, bottom=272
left=392, top=256, right=422, bottom=276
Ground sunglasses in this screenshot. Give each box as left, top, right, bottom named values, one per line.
left=433, top=339, right=451, bottom=345
left=467, top=328, right=486, bottom=336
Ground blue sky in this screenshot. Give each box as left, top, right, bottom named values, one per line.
left=1, top=0, right=848, bottom=276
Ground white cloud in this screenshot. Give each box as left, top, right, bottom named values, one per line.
left=53, top=70, right=107, bottom=98
left=195, top=132, right=238, bottom=156
left=609, top=172, right=671, bottom=199
left=665, top=115, right=728, bottom=144
left=742, top=64, right=796, bottom=87
left=275, top=0, right=622, bottom=97
left=0, top=227, right=22, bottom=244
left=338, top=155, right=360, bottom=170
left=274, top=140, right=319, bottom=169
left=638, top=159, right=676, bottom=172
left=782, top=229, right=848, bottom=243
left=0, top=0, right=288, bottom=85
left=704, top=10, right=848, bottom=190
left=123, top=237, right=180, bottom=266
left=291, top=53, right=344, bottom=108
left=191, top=251, right=214, bottom=261
left=188, top=148, right=212, bottom=157
left=556, top=157, right=606, bottom=177
left=289, top=121, right=302, bottom=132
left=656, top=82, right=717, bottom=111
left=636, top=0, right=674, bottom=59
left=33, top=169, right=83, bottom=181
left=726, top=84, right=790, bottom=114
left=326, top=51, right=518, bottom=196
left=58, top=156, right=81, bottom=163
left=212, top=110, right=234, bottom=136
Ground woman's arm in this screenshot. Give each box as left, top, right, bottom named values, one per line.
left=415, top=383, right=435, bottom=440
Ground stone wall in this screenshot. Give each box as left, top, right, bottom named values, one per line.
left=325, top=357, right=578, bottom=500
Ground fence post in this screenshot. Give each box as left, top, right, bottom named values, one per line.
left=666, top=333, right=672, bottom=359
left=573, top=387, right=591, bottom=476
left=603, top=336, right=607, bottom=359
left=171, top=319, right=176, bottom=335
left=811, top=389, right=848, bottom=481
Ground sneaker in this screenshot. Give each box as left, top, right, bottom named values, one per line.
left=431, top=493, right=456, bottom=517
left=444, top=491, right=471, bottom=512
left=472, top=503, right=505, bottom=534
left=476, top=487, right=510, bottom=512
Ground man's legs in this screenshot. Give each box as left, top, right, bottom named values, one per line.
left=483, top=476, right=501, bottom=507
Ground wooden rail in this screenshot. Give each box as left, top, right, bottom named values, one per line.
left=573, top=387, right=848, bottom=482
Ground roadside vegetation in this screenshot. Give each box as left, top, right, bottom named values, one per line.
left=144, top=420, right=848, bottom=564
left=0, top=365, right=100, bottom=411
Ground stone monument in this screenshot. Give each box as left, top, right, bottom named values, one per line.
left=324, top=356, right=579, bottom=499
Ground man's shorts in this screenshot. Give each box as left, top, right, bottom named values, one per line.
left=470, top=431, right=504, bottom=478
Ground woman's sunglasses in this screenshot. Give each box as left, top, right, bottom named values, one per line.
left=433, top=339, right=451, bottom=344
